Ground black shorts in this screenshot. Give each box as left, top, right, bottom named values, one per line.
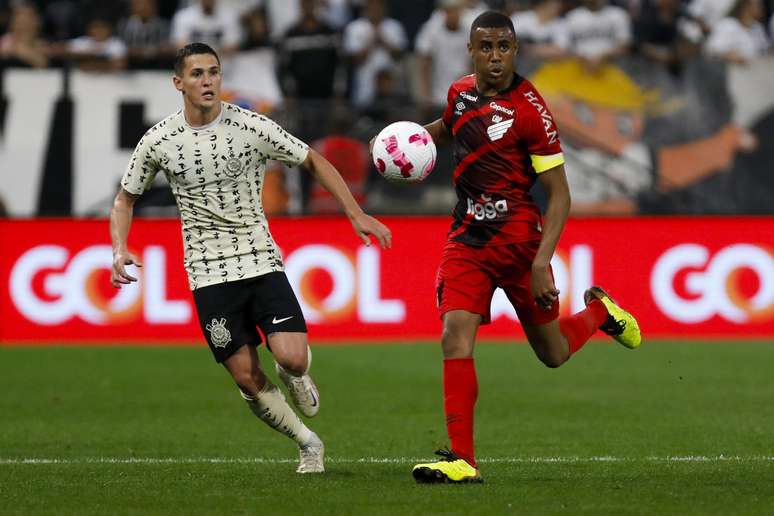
left=192, top=271, right=307, bottom=363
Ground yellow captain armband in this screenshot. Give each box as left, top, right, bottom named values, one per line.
left=530, top=152, right=565, bottom=173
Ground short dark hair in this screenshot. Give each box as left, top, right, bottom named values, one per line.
left=470, top=10, right=515, bottom=40
left=174, top=43, right=220, bottom=76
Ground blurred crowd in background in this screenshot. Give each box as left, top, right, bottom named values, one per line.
left=1, top=0, right=773, bottom=217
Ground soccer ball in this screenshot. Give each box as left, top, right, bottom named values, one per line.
left=372, top=121, right=436, bottom=183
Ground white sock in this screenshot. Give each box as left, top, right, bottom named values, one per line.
left=240, top=381, right=313, bottom=445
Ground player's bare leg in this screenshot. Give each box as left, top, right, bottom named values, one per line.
left=269, top=332, right=320, bottom=417
left=223, top=344, right=324, bottom=473
left=441, top=310, right=480, bottom=359
left=522, top=296, right=609, bottom=366
left=223, top=343, right=269, bottom=395
left=522, top=319, right=571, bottom=368
left=522, top=290, right=639, bottom=367
left=413, top=310, right=483, bottom=484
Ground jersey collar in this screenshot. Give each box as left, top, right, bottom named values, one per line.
left=476, top=73, right=524, bottom=98
left=183, top=102, right=223, bottom=131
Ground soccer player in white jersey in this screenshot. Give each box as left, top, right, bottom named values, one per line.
left=109, top=42, right=392, bottom=474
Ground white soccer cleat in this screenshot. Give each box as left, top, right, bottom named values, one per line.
left=276, top=348, right=320, bottom=418
left=297, top=432, right=325, bottom=474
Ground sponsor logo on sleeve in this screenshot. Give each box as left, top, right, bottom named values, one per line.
left=523, top=91, right=558, bottom=144
left=459, top=91, right=478, bottom=102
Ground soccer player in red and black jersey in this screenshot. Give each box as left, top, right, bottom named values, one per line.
left=409, top=11, right=642, bottom=483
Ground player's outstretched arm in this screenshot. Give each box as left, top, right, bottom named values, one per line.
left=423, top=119, right=452, bottom=147
left=301, top=149, right=392, bottom=249
left=532, top=164, right=572, bottom=310
left=109, top=188, right=143, bottom=288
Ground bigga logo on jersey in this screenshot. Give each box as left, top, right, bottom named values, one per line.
left=467, top=194, right=508, bottom=220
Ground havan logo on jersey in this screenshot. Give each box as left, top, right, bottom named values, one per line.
left=523, top=90, right=558, bottom=144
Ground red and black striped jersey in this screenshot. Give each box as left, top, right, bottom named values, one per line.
left=442, top=73, right=564, bottom=246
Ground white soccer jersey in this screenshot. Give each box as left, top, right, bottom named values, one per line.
left=705, top=17, right=769, bottom=61
left=343, top=17, right=408, bottom=106
left=556, top=5, right=631, bottom=59
left=415, top=10, right=475, bottom=106
left=687, top=0, right=736, bottom=28
left=122, top=102, right=309, bottom=290
left=511, top=10, right=564, bottom=46
left=170, top=4, right=242, bottom=49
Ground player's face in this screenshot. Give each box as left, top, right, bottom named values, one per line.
left=174, top=53, right=222, bottom=110
left=468, top=27, right=517, bottom=91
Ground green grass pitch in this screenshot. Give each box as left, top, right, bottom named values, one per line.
left=1, top=341, right=773, bottom=515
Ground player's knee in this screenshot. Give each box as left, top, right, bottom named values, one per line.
left=441, top=328, right=473, bottom=358
left=277, top=350, right=307, bottom=375
left=538, top=350, right=569, bottom=368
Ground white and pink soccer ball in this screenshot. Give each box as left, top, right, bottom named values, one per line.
left=372, top=121, right=437, bottom=183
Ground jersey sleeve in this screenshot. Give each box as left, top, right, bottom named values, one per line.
left=170, top=10, right=190, bottom=45
left=705, top=20, right=737, bottom=56
left=258, top=116, right=310, bottom=167
left=220, top=12, right=243, bottom=48
left=343, top=21, right=367, bottom=54
left=121, top=134, right=161, bottom=195
left=414, top=19, right=433, bottom=55
left=442, top=83, right=457, bottom=128
left=614, top=8, right=633, bottom=46
left=519, top=89, right=564, bottom=174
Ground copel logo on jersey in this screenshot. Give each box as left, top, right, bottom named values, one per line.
left=467, top=194, right=508, bottom=221
left=10, top=245, right=192, bottom=325
left=284, top=245, right=405, bottom=324
left=489, top=102, right=514, bottom=116
left=651, top=244, right=774, bottom=324
left=459, top=92, right=478, bottom=103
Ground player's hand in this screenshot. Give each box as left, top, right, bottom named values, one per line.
left=350, top=212, right=392, bottom=249
left=368, top=136, right=376, bottom=156
left=111, top=251, right=143, bottom=288
left=531, top=263, right=559, bottom=311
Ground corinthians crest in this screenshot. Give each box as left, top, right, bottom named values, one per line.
left=225, top=155, right=243, bottom=177
left=206, top=317, right=232, bottom=348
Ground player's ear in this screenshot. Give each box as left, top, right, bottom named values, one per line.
left=173, top=75, right=184, bottom=94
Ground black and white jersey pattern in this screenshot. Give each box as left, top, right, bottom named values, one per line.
left=122, top=102, right=309, bottom=290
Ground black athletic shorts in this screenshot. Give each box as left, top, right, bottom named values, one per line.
left=192, top=271, right=307, bottom=363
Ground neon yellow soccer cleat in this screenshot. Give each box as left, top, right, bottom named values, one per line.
left=412, top=449, right=483, bottom=484
left=584, top=286, right=642, bottom=349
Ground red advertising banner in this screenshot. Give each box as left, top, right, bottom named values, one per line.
left=1, top=217, right=773, bottom=344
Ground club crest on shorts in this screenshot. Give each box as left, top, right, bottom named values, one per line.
left=225, top=156, right=243, bottom=177
left=206, top=317, right=232, bottom=348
